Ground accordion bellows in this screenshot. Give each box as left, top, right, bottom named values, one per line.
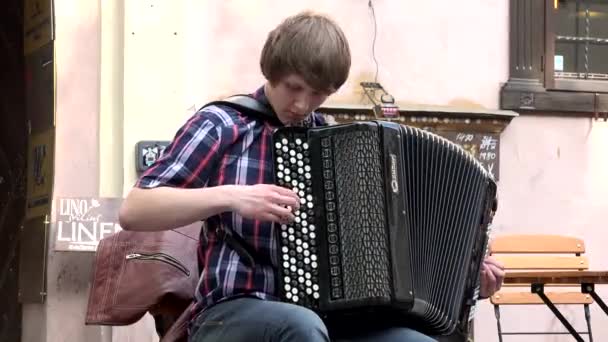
left=272, top=121, right=497, bottom=336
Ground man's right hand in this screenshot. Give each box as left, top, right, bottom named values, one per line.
left=230, top=184, right=300, bottom=223
left=119, top=184, right=301, bottom=232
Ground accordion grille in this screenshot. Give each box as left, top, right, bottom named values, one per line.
left=401, top=125, right=489, bottom=331
left=330, top=131, right=392, bottom=301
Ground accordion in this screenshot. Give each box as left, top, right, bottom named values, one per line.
left=271, top=121, right=497, bottom=336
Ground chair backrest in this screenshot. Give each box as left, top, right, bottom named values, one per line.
left=490, top=234, right=588, bottom=271
left=489, top=234, right=593, bottom=305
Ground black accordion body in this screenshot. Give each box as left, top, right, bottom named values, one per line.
left=271, top=121, right=497, bottom=337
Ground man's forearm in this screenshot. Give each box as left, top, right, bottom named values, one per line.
left=118, top=185, right=235, bottom=231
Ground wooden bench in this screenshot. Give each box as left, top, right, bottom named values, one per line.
left=489, top=234, right=596, bottom=342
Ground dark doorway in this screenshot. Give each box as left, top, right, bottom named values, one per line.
left=0, top=0, right=26, bottom=340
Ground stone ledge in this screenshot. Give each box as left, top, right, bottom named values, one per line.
left=317, top=104, right=518, bottom=134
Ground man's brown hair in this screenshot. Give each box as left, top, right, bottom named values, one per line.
left=260, top=11, right=351, bottom=92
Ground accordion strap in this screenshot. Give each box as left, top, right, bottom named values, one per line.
left=205, top=94, right=283, bottom=127
left=201, top=94, right=280, bottom=268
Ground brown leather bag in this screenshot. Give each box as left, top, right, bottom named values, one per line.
left=85, top=223, right=201, bottom=342
left=85, top=96, right=273, bottom=341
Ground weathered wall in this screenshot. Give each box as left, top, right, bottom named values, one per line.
left=27, top=0, right=608, bottom=341
left=21, top=0, right=107, bottom=341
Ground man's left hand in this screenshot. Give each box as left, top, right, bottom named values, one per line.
left=479, top=256, right=505, bottom=298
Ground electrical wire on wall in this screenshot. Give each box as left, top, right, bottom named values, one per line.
left=369, top=0, right=379, bottom=84
left=362, top=1, right=399, bottom=118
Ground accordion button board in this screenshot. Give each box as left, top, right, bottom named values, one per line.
left=274, top=134, right=323, bottom=308
left=271, top=121, right=497, bottom=337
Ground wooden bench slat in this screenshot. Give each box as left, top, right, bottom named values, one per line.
left=504, top=270, right=608, bottom=285
left=490, top=292, right=593, bottom=305
left=493, top=255, right=588, bottom=270
left=502, top=282, right=583, bottom=288
left=490, top=234, right=585, bottom=254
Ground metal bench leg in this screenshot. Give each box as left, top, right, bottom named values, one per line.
left=584, top=303, right=593, bottom=342
left=532, top=283, right=584, bottom=342
left=493, top=305, right=503, bottom=342
left=583, top=283, right=608, bottom=316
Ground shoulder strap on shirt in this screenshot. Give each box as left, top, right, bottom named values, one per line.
left=199, top=94, right=279, bottom=267
left=205, top=94, right=283, bottom=126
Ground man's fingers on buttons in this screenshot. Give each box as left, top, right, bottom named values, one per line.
left=275, top=194, right=299, bottom=209
left=270, top=204, right=295, bottom=221
left=273, top=185, right=299, bottom=198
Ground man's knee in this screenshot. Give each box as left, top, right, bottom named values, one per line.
left=376, top=327, right=437, bottom=342
left=274, top=302, right=329, bottom=342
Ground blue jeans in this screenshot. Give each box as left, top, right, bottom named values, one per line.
left=189, top=297, right=437, bottom=342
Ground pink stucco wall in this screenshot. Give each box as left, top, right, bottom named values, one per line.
left=31, top=1, right=608, bottom=341
left=182, top=0, right=509, bottom=110
left=476, top=116, right=608, bottom=341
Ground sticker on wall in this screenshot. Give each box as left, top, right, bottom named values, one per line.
left=53, top=197, right=123, bottom=252
left=26, top=128, right=54, bottom=219
left=135, top=140, right=170, bottom=173
left=554, top=55, right=564, bottom=72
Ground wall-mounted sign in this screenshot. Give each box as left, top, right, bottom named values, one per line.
left=53, top=197, right=123, bottom=252
left=26, top=129, right=54, bottom=219
left=135, top=140, right=170, bottom=172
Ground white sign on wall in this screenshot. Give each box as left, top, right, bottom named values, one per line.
left=53, top=197, right=123, bottom=252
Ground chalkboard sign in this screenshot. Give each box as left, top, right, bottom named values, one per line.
left=440, top=132, right=500, bottom=181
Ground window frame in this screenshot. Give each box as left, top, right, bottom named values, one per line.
left=544, top=0, right=608, bottom=93
left=500, top=0, right=608, bottom=116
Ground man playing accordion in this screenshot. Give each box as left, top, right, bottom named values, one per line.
left=119, top=11, right=504, bottom=342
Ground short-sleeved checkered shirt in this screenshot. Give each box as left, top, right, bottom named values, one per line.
left=136, top=86, right=325, bottom=331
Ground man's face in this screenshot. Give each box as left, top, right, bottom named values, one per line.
left=265, top=74, right=334, bottom=126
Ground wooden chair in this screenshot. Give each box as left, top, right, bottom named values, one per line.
left=489, top=234, right=594, bottom=341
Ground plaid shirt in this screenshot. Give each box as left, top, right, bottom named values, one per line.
left=136, top=87, right=325, bottom=329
